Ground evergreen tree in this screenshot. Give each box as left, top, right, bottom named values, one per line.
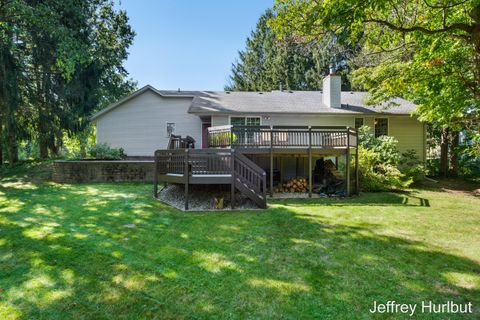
left=226, top=10, right=355, bottom=91
left=0, top=0, right=135, bottom=163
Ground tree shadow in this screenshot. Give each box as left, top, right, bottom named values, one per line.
left=0, top=181, right=478, bottom=318
left=271, top=191, right=431, bottom=207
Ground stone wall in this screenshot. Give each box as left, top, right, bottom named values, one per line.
left=52, top=160, right=155, bottom=183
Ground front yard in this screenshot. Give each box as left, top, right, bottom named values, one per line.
left=0, top=164, right=479, bottom=319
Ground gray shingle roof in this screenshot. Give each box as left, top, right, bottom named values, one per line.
left=188, top=90, right=416, bottom=115
left=91, top=85, right=417, bottom=121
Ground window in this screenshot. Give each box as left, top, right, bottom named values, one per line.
left=166, top=122, right=175, bottom=137
left=231, top=117, right=247, bottom=126
left=230, top=117, right=261, bottom=126
left=374, top=118, right=388, bottom=137
left=230, top=117, right=261, bottom=144
left=246, top=117, right=261, bottom=126
left=355, top=118, right=364, bottom=129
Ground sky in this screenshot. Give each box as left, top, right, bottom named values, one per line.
left=119, top=0, right=274, bottom=91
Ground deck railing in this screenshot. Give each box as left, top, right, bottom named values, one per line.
left=154, top=148, right=267, bottom=209
left=208, top=125, right=357, bottom=149
left=155, top=149, right=233, bottom=175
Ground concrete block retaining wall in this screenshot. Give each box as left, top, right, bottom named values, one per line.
left=52, top=160, right=155, bottom=183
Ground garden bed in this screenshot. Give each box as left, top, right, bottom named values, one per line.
left=158, top=184, right=258, bottom=211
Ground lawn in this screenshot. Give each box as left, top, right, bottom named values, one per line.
left=0, top=163, right=479, bottom=319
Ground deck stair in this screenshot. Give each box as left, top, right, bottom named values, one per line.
left=154, top=149, right=267, bottom=209
left=233, top=152, right=266, bottom=208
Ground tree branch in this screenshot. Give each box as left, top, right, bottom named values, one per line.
left=423, top=0, right=469, bottom=10
left=365, top=18, right=473, bottom=35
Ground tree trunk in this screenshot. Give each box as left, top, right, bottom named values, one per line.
left=38, top=100, right=49, bottom=159
left=449, top=131, right=459, bottom=177
left=439, top=127, right=449, bottom=177
left=6, top=121, right=18, bottom=164
left=0, top=123, right=3, bottom=166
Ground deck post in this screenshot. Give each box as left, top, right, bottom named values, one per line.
left=308, top=126, right=312, bottom=198
left=231, top=149, right=235, bottom=209
left=153, top=151, right=159, bottom=198
left=355, top=146, right=359, bottom=195
left=184, top=149, right=189, bottom=210
left=308, top=126, right=313, bottom=198
left=270, top=125, right=274, bottom=197
left=346, top=128, right=351, bottom=197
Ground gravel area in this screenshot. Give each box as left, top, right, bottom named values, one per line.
left=157, top=184, right=259, bottom=211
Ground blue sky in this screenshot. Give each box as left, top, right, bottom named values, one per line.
left=119, top=0, right=274, bottom=91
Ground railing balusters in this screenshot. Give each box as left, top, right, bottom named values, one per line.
left=208, top=125, right=357, bottom=149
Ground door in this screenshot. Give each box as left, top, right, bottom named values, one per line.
left=202, top=123, right=211, bottom=148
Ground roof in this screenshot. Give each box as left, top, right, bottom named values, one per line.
left=90, top=85, right=417, bottom=121
left=90, top=85, right=197, bottom=121
left=188, top=90, right=416, bottom=115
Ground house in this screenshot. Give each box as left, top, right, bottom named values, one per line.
left=91, top=73, right=425, bottom=209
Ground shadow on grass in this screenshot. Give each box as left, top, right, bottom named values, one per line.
left=0, top=181, right=478, bottom=318
left=271, top=191, right=431, bottom=207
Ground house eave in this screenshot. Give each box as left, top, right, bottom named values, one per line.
left=90, top=85, right=196, bottom=121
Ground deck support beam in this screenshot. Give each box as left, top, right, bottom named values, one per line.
left=153, top=151, right=159, bottom=198
left=308, top=126, right=312, bottom=198
left=270, top=126, right=274, bottom=197
left=184, top=149, right=189, bottom=210
left=231, top=149, right=235, bottom=209
left=355, top=147, right=359, bottom=195
left=346, top=128, right=351, bottom=197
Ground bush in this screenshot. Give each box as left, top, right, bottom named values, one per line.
left=358, top=147, right=411, bottom=192
left=209, top=132, right=237, bottom=147
left=357, top=126, right=419, bottom=191
left=458, top=156, right=480, bottom=178
left=358, top=126, right=400, bottom=165
left=89, top=143, right=125, bottom=160
left=399, top=149, right=426, bottom=182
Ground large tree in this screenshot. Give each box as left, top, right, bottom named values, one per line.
left=0, top=0, right=135, bottom=163
left=226, top=10, right=356, bottom=91
left=271, top=0, right=480, bottom=176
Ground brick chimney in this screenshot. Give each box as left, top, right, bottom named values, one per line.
left=322, top=66, right=341, bottom=108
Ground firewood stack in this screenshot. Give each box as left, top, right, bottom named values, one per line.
left=274, top=178, right=308, bottom=193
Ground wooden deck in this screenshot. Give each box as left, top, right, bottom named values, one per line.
left=207, top=125, right=357, bottom=150
left=153, top=126, right=359, bottom=210
left=154, top=149, right=267, bottom=210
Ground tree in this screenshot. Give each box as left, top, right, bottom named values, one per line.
left=226, top=10, right=356, bottom=91
left=271, top=0, right=480, bottom=176
left=0, top=0, right=135, bottom=163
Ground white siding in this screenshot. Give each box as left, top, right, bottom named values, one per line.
left=263, top=114, right=355, bottom=127
left=95, top=90, right=201, bottom=156
left=363, top=116, right=426, bottom=161
left=211, top=115, right=229, bottom=126
left=389, top=116, right=426, bottom=161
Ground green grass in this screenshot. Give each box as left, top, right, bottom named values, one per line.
left=0, top=163, right=479, bottom=319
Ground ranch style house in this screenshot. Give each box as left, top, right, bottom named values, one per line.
left=90, top=72, right=425, bottom=209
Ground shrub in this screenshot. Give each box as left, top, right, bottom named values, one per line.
left=89, top=143, right=125, bottom=160
left=399, top=149, right=426, bottom=182
left=357, top=126, right=416, bottom=191
left=458, top=156, right=480, bottom=178
left=209, top=132, right=237, bottom=147
left=358, top=126, right=400, bottom=165
left=358, top=146, right=411, bottom=192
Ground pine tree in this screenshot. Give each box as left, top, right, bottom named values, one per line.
left=226, top=10, right=355, bottom=91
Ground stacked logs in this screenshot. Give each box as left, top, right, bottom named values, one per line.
left=274, top=178, right=308, bottom=193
